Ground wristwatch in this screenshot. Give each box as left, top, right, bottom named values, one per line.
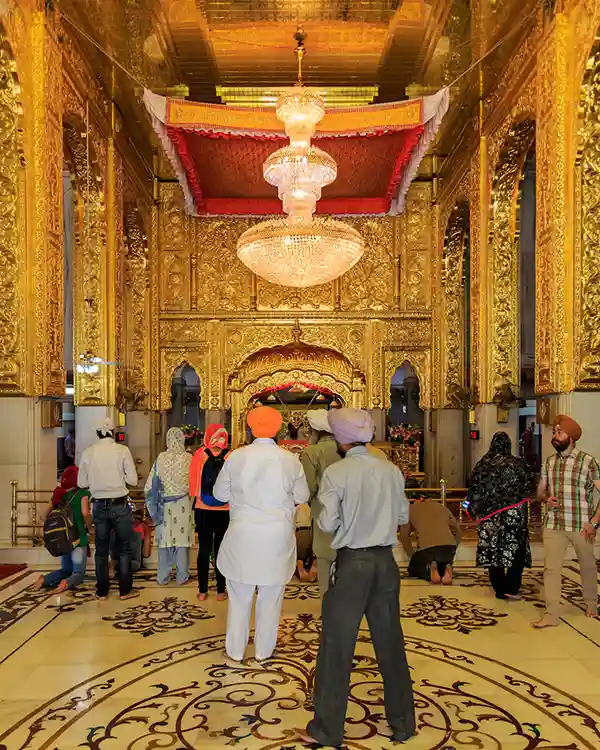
left=594, top=521, right=600, bottom=530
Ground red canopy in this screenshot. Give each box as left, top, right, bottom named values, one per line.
left=145, top=88, right=448, bottom=217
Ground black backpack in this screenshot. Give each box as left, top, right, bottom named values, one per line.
left=43, top=490, right=79, bottom=557
left=201, top=448, right=229, bottom=497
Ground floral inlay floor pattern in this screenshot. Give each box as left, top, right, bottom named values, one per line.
left=0, top=563, right=598, bottom=749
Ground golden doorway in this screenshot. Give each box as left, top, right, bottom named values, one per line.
left=227, top=343, right=365, bottom=445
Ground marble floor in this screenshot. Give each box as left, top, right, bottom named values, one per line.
left=0, top=561, right=599, bottom=750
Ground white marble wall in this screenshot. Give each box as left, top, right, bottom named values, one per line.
left=0, top=398, right=61, bottom=546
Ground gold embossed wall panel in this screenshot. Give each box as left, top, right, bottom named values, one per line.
left=0, top=19, right=26, bottom=393
left=159, top=183, right=191, bottom=312
left=124, top=202, right=150, bottom=408
left=576, top=33, right=600, bottom=388
left=257, top=279, right=334, bottom=311
left=195, top=218, right=253, bottom=312
left=400, top=183, right=433, bottom=311
left=488, top=118, right=535, bottom=398
left=382, top=348, right=431, bottom=409
left=340, top=217, right=396, bottom=311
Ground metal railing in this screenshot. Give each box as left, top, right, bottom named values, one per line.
left=10, top=481, right=146, bottom=547
left=9, top=479, right=543, bottom=547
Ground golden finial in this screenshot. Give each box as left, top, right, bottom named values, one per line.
left=294, top=26, right=306, bottom=86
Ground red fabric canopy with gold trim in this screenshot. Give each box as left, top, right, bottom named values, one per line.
left=144, top=89, right=449, bottom=217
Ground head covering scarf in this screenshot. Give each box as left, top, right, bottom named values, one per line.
left=467, top=431, right=533, bottom=570
left=307, top=410, right=332, bottom=434
left=204, top=423, right=229, bottom=450
left=553, top=414, right=582, bottom=443
left=166, top=426, right=186, bottom=453
left=328, top=408, right=374, bottom=444
left=247, top=406, right=282, bottom=438
left=52, top=466, right=79, bottom=507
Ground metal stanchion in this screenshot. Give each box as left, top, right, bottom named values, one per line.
left=10, top=480, right=17, bottom=546
left=440, top=478, right=447, bottom=506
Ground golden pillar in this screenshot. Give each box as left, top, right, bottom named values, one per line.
left=536, top=12, right=572, bottom=395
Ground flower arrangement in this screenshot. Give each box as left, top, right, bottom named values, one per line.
left=180, top=424, right=203, bottom=443
left=388, top=424, right=423, bottom=447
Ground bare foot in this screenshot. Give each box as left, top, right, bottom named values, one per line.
left=430, top=561, right=442, bottom=585
left=32, top=575, right=45, bottom=591
left=55, top=580, right=69, bottom=594
left=294, top=728, right=320, bottom=745
left=96, top=594, right=109, bottom=601
left=119, top=590, right=139, bottom=601
left=505, top=593, right=522, bottom=601
left=197, top=592, right=208, bottom=602
left=532, top=613, right=560, bottom=629
left=296, top=561, right=310, bottom=582
left=586, top=608, right=599, bottom=619
left=441, top=565, right=453, bottom=586
left=216, top=592, right=228, bottom=602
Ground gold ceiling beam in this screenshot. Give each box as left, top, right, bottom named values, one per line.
left=216, top=86, right=379, bottom=108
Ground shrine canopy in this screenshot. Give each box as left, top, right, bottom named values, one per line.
left=144, top=88, right=449, bottom=217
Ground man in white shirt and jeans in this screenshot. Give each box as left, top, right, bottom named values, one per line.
left=78, top=418, right=138, bottom=600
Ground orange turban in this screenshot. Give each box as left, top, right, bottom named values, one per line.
left=554, top=414, right=582, bottom=443
left=247, top=406, right=282, bottom=439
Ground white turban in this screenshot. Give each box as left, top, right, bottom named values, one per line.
left=328, top=408, right=374, bottom=444
left=307, top=410, right=332, bottom=434
left=98, top=417, right=115, bottom=437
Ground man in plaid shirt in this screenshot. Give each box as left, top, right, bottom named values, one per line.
left=534, top=415, right=600, bottom=628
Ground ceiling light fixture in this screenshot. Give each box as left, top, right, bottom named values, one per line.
left=237, top=29, right=364, bottom=288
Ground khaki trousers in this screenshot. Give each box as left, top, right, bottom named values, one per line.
left=543, top=528, right=598, bottom=618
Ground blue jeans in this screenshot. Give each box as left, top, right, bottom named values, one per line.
left=157, top=546, right=190, bottom=585
left=43, top=545, right=87, bottom=590
left=93, top=500, right=133, bottom=597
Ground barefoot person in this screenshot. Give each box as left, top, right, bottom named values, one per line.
left=145, top=427, right=194, bottom=587
left=79, top=418, right=139, bottom=601
left=299, top=409, right=341, bottom=595
left=467, top=432, right=532, bottom=601
left=189, top=424, right=230, bottom=602
left=214, top=406, right=310, bottom=663
left=400, top=497, right=461, bottom=585
left=298, top=408, right=415, bottom=747
left=534, top=415, right=600, bottom=628
left=34, top=467, right=92, bottom=593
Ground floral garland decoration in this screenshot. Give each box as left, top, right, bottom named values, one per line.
left=389, top=424, right=423, bottom=447
left=180, top=424, right=203, bottom=442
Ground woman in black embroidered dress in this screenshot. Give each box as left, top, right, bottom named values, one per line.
left=467, top=432, right=533, bottom=600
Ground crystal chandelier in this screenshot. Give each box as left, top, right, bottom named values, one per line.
left=237, top=30, right=364, bottom=288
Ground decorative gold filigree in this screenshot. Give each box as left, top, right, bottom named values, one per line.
left=441, top=202, right=469, bottom=406
left=123, top=202, right=150, bottom=408
left=0, top=21, right=24, bottom=392
left=382, top=347, right=431, bottom=409
left=488, top=119, right=535, bottom=398
left=576, top=36, right=600, bottom=387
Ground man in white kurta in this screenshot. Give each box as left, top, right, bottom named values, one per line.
left=214, top=406, right=310, bottom=662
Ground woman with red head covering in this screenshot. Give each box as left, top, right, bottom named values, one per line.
left=189, top=424, right=230, bottom=601
left=33, top=467, right=92, bottom=593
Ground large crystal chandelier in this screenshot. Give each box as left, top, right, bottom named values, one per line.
left=237, top=30, right=364, bottom=288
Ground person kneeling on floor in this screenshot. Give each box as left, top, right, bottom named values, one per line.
left=400, top=497, right=461, bottom=585
left=35, top=466, right=92, bottom=593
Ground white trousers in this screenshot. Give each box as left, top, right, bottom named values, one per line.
left=225, top=579, right=286, bottom=661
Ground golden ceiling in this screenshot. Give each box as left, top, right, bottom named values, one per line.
left=59, top=0, right=538, bottom=178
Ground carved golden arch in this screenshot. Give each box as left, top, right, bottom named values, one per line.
left=227, top=343, right=366, bottom=445
left=0, top=23, right=26, bottom=393
left=441, top=202, right=469, bottom=406
left=382, top=350, right=430, bottom=410
left=488, top=117, right=535, bottom=401
left=160, top=350, right=209, bottom=411
left=575, top=35, right=600, bottom=387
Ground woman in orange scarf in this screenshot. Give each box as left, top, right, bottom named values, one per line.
left=189, top=424, right=230, bottom=601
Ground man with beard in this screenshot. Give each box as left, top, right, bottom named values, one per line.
left=534, top=414, right=600, bottom=628
left=296, top=408, right=415, bottom=747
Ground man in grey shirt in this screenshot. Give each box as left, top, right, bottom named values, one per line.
left=297, top=408, right=415, bottom=747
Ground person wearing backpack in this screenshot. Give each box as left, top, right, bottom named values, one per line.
left=34, top=466, right=92, bottom=593
left=189, top=424, right=230, bottom=602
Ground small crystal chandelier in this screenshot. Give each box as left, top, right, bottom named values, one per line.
left=237, top=29, right=364, bottom=288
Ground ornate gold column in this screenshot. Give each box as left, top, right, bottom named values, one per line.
left=536, top=12, right=572, bottom=394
